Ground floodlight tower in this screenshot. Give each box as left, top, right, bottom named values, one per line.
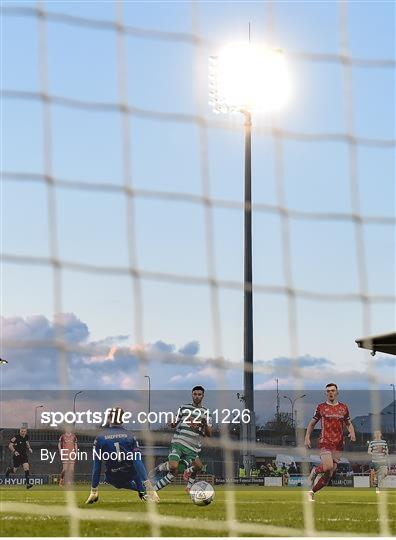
left=34, top=405, right=44, bottom=429
left=209, top=42, right=290, bottom=473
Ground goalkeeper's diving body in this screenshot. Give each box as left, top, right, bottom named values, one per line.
left=153, top=385, right=212, bottom=493
left=86, top=407, right=159, bottom=504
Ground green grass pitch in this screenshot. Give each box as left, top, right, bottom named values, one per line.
left=0, top=485, right=395, bottom=536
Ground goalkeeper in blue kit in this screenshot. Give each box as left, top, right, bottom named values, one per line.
left=85, top=407, right=159, bottom=504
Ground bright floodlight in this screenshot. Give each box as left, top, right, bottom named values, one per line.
left=209, top=43, right=290, bottom=114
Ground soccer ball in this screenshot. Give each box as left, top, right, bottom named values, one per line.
left=190, top=481, right=215, bottom=506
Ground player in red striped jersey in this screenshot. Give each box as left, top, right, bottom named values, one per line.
left=304, top=383, right=356, bottom=502
left=58, top=427, right=78, bottom=486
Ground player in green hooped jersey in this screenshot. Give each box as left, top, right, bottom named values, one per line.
left=368, top=430, right=389, bottom=494
left=153, top=385, right=212, bottom=493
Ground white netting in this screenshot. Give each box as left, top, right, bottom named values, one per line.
left=1, top=0, right=395, bottom=537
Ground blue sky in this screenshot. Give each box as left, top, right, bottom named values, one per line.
left=2, top=1, right=395, bottom=395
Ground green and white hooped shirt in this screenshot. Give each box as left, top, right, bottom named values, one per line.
left=368, top=439, right=388, bottom=464
left=171, top=403, right=212, bottom=453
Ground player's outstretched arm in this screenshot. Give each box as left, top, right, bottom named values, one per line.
left=168, top=408, right=182, bottom=429
left=304, top=419, right=317, bottom=448
left=85, top=488, right=99, bottom=504
left=86, top=439, right=102, bottom=504
left=204, top=424, right=213, bottom=437
left=200, top=417, right=212, bottom=437
left=346, top=420, right=356, bottom=442
left=133, top=455, right=160, bottom=502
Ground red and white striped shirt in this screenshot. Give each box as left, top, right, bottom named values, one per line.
left=59, top=433, right=77, bottom=461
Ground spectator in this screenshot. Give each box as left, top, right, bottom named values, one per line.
left=274, top=464, right=283, bottom=477
left=281, top=464, right=290, bottom=485
left=351, top=463, right=360, bottom=474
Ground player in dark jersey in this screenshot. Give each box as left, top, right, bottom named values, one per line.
left=5, top=427, right=34, bottom=489
left=85, top=407, right=159, bottom=504
left=304, top=383, right=356, bottom=502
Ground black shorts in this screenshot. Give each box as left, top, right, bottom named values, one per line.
left=13, top=453, right=28, bottom=468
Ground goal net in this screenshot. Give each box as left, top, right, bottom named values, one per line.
left=1, top=0, right=395, bottom=536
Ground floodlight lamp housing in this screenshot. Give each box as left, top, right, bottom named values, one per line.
left=209, top=44, right=291, bottom=114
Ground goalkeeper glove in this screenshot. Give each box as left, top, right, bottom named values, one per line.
left=139, top=480, right=159, bottom=502
left=143, top=479, right=154, bottom=491
left=139, top=490, right=160, bottom=502
left=85, top=488, right=99, bottom=504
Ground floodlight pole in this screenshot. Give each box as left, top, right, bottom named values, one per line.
left=283, top=394, right=306, bottom=428
left=243, top=110, right=255, bottom=474
left=145, top=375, right=151, bottom=431
left=34, top=405, right=44, bottom=429
left=73, top=391, right=83, bottom=428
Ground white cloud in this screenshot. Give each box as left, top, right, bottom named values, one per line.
left=170, top=365, right=219, bottom=385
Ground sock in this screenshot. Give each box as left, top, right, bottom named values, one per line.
left=24, top=470, right=30, bottom=484
left=312, top=472, right=330, bottom=493
left=187, top=470, right=197, bottom=489
left=158, top=462, right=169, bottom=473
left=154, top=472, right=174, bottom=491
left=377, top=471, right=385, bottom=488
left=314, top=465, right=324, bottom=475
left=61, top=470, right=65, bottom=480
